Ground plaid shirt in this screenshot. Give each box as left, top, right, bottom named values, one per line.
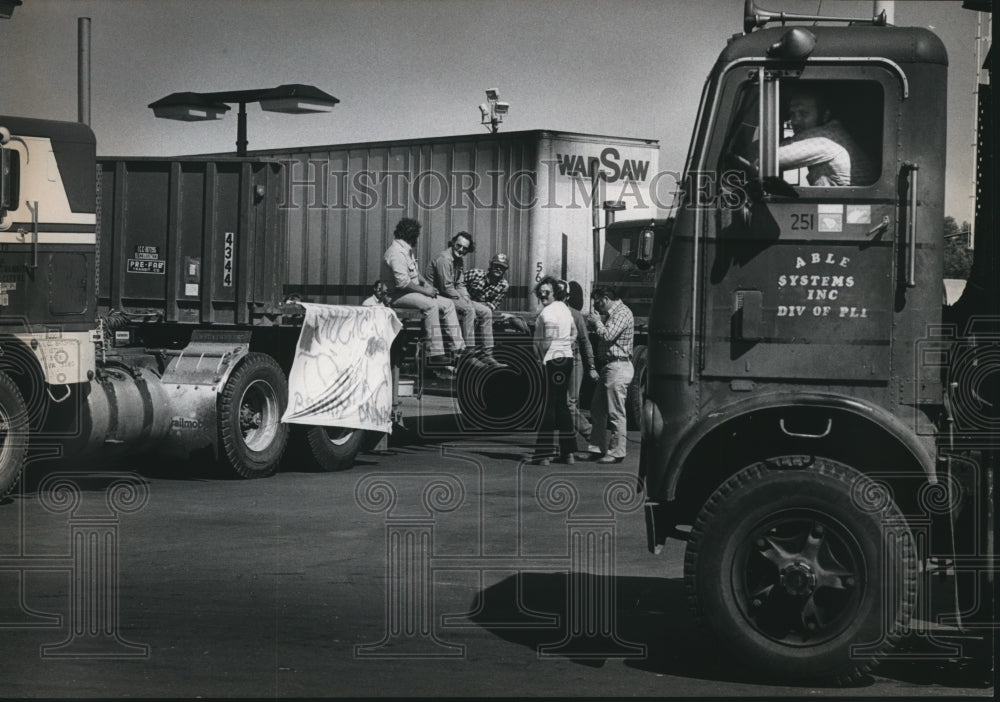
left=464, top=268, right=509, bottom=310
left=778, top=119, right=877, bottom=186
left=592, top=299, right=634, bottom=363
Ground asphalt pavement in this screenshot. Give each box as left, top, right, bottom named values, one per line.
left=0, top=394, right=993, bottom=698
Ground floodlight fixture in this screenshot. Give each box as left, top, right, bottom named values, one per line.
left=149, top=92, right=230, bottom=121
left=259, top=84, right=339, bottom=114
left=149, top=84, right=339, bottom=155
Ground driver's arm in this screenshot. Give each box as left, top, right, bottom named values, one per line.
left=778, top=136, right=845, bottom=170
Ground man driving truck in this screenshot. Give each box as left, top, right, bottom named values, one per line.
left=778, top=87, right=877, bottom=186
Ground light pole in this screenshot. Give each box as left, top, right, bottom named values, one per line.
left=148, top=84, right=339, bottom=156
left=478, top=88, right=510, bottom=134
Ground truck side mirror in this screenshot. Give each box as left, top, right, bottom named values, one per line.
left=636, top=227, right=656, bottom=270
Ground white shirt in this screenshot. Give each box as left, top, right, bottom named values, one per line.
left=534, top=301, right=576, bottom=364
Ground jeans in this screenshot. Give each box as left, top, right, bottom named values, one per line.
left=567, top=352, right=592, bottom=437
left=535, top=357, right=576, bottom=457
left=391, top=292, right=465, bottom=357
left=452, top=296, right=494, bottom=349
left=589, top=360, right=633, bottom=459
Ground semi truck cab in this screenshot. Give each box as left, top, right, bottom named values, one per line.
left=0, top=118, right=99, bottom=387
left=636, top=5, right=986, bottom=683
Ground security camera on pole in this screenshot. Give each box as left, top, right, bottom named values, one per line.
left=478, top=88, right=510, bottom=134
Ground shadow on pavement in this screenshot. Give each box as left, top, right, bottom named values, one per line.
left=1, top=448, right=166, bottom=505
left=876, top=633, right=995, bottom=688
left=466, top=571, right=993, bottom=689
left=466, top=572, right=795, bottom=684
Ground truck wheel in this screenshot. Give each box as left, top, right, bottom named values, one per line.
left=305, top=426, right=376, bottom=471
left=626, top=345, right=647, bottom=430
left=684, top=456, right=916, bottom=684
left=0, top=372, right=29, bottom=498
left=218, top=353, right=289, bottom=479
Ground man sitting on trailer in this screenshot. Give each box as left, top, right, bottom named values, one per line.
left=778, top=87, right=877, bottom=187
left=381, top=218, right=465, bottom=378
left=430, top=232, right=503, bottom=367
left=465, top=253, right=527, bottom=333
left=465, top=252, right=510, bottom=308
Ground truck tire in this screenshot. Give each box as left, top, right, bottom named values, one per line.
left=306, top=426, right=381, bottom=471
left=684, top=456, right=916, bottom=684
left=626, top=345, right=647, bottom=430
left=0, top=372, right=29, bottom=498
left=218, top=353, right=289, bottom=479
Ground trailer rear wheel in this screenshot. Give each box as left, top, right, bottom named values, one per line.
left=218, top=353, right=289, bottom=479
left=0, top=372, right=29, bottom=498
left=684, top=456, right=916, bottom=684
left=306, top=426, right=379, bottom=471
left=626, top=345, right=647, bottom=430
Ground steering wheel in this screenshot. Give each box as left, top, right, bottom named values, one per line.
left=726, top=152, right=759, bottom=180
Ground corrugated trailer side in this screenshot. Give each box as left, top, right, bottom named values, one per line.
left=255, top=133, right=537, bottom=310
left=96, top=158, right=286, bottom=325
left=251, top=130, right=659, bottom=311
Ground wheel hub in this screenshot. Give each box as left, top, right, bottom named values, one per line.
left=241, top=404, right=262, bottom=431
left=779, top=561, right=817, bottom=597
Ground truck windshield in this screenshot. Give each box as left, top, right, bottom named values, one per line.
left=601, top=230, right=639, bottom=272
left=722, top=84, right=760, bottom=170
left=0, top=147, right=19, bottom=217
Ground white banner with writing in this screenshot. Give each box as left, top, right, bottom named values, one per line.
left=282, top=303, right=402, bottom=433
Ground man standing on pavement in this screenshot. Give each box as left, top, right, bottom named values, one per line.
left=381, top=218, right=465, bottom=376
left=586, top=286, right=634, bottom=464
left=430, top=232, right=501, bottom=366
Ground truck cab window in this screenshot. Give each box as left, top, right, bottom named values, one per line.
left=0, top=147, right=20, bottom=216
left=777, top=80, right=883, bottom=187
left=720, top=84, right=760, bottom=175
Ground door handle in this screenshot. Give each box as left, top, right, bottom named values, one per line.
left=19, top=200, right=39, bottom=271
left=779, top=418, right=832, bottom=439
left=867, top=215, right=890, bottom=237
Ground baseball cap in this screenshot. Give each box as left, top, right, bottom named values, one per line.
left=490, top=253, right=510, bottom=269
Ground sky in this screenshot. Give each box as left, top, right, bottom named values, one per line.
left=0, top=0, right=989, bottom=219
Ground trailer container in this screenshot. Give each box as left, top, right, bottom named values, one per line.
left=248, top=130, right=661, bottom=310
left=96, top=158, right=287, bottom=325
